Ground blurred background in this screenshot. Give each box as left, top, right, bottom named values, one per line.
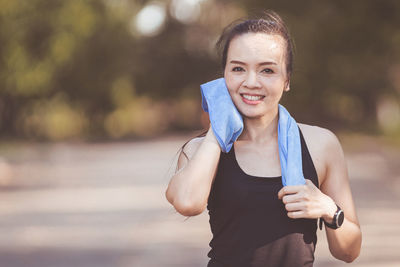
left=0, top=0, right=399, bottom=266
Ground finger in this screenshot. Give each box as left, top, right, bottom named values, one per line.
left=277, top=185, right=306, bottom=199
left=287, top=210, right=306, bottom=219
left=285, top=202, right=304, bottom=212
left=282, top=193, right=301, bottom=204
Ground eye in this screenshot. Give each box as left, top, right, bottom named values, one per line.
left=262, top=68, right=274, bottom=74
left=232, top=66, right=244, bottom=72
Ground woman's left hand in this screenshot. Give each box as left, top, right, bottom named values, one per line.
left=277, top=179, right=337, bottom=223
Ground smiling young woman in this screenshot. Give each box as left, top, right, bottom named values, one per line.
left=165, top=10, right=361, bottom=267
left=224, top=33, right=288, bottom=122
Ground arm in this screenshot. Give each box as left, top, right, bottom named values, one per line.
left=318, top=130, right=362, bottom=262
left=165, top=127, right=221, bottom=216
left=278, top=128, right=361, bottom=262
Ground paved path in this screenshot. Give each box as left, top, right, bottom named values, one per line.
left=0, top=134, right=399, bottom=267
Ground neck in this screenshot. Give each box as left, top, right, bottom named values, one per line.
left=238, top=107, right=279, bottom=143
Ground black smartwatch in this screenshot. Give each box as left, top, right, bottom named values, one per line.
left=319, top=205, right=344, bottom=230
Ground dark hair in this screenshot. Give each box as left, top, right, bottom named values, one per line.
left=216, top=10, right=294, bottom=81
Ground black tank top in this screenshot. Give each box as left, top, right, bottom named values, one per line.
left=207, top=130, right=319, bottom=267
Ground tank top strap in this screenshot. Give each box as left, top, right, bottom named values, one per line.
left=299, top=127, right=319, bottom=188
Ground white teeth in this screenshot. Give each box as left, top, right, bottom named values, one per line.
left=242, top=94, right=263, bottom=101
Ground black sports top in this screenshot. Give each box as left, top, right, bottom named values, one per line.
left=207, top=130, right=319, bottom=267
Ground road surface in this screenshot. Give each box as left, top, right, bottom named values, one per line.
left=0, top=134, right=399, bottom=267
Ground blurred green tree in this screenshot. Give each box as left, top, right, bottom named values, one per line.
left=0, top=0, right=399, bottom=140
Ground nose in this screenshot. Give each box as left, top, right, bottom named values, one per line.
left=242, top=71, right=261, bottom=89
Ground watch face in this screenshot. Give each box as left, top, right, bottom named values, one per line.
left=337, top=210, right=345, bottom=227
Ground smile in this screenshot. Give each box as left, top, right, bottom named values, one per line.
left=241, top=94, right=265, bottom=101
left=240, top=94, right=265, bottom=105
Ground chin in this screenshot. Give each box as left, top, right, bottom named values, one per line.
left=239, top=110, right=265, bottom=119
left=243, top=114, right=265, bottom=120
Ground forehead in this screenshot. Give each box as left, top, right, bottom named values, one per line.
left=227, top=33, right=286, bottom=64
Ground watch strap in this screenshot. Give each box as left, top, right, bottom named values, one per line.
left=319, top=204, right=343, bottom=230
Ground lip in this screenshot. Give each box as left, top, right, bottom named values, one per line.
left=240, top=93, right=265, bottom=105
left=240, top=93, right=264, bottom=96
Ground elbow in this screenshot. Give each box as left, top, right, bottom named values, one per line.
left=341, top=252, right=360, bottom=263
left=330, top=233, right=362, bottom=263
left=346, top=240, right=362, bottom=263
left=331, top=249, right=360, bottom=263
left=165, top=187, right=174, bottom=206
left=165, top=189, right=205, bottom=216
left=174, top=202, right=205, bottom=216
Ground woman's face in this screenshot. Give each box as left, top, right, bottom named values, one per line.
left=224, top=33, right=289, bottom=119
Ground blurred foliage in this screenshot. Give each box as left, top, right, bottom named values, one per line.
left=0, top=0, right=399, bottom=141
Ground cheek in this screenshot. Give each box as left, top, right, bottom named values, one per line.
left=261, top=77, right=285, bottom=94
left=224, top=72, right=241, bottom=92
left=224, top=76, right=241, bottom=103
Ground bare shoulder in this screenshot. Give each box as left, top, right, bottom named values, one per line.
left=298, top=123, right=345, bottom=185
left=298, top=123, right=342, bottom=151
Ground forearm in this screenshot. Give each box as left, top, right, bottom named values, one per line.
left=320, top=194, right=362, bottom=262
left=166, top=129, right=221, bottom=215
left=325, top=217, right=362, bottom=262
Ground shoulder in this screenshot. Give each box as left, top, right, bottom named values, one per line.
left=298, top=123, right=345, bottom=184
left=298, top=123, right=342, bottom=152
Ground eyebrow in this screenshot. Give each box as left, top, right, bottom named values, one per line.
left=229, top=60, right=277, bottom=66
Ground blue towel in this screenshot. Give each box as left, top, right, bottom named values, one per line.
left=200, top=77, right=305, bottom=186
left=200, top=78, right=243, bottom=153
left=277, top=105, right=306, bottom=186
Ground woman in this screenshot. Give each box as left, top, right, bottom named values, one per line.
left=165, top=11, right=362, bottom=267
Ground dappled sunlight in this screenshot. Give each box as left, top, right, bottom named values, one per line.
left=377, top=96, right=400, bottom=135
left=104, top=96, right=201, bottom=138
left=17, top=95, right=88, bottom=141
left=169, top=0, right=206, bottom=24
left=324, top=93, right=364, bottom=124
left=132, top=2, right=167, bottom=37
left=104, top=97, right=168, bottom=138
left=1, top=0, right=398, bottom=141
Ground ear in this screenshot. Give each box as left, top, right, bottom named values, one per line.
left=284, top=80, right=290, bottom=92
